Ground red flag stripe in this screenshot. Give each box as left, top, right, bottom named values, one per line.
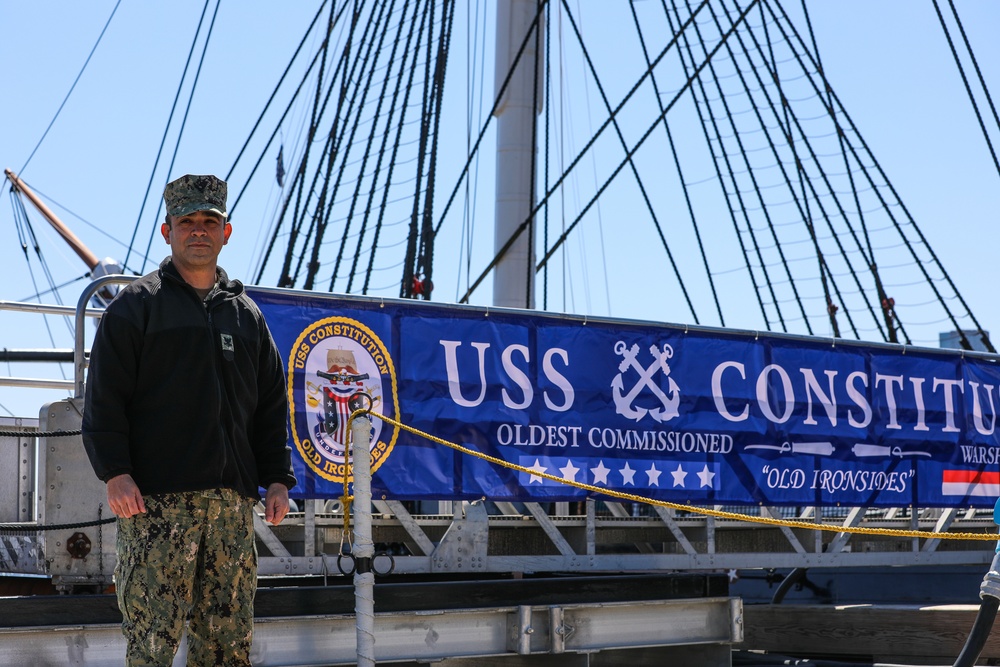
left=943, top=470, right=1000, bottom=484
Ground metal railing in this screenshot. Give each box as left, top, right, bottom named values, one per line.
left=1, top=277, right=995, bottom=586
left=73, top=275, right=135, bottom=396
left=0, top=275, right=134, bottom=395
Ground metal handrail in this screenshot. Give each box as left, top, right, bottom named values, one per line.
left=0, top=301, right=104, bottom=318
left=74, top=275, right=136, bottom=397
left=0, top=276, right=136, bottom=395
left=0, top=298, right=105, bottom=391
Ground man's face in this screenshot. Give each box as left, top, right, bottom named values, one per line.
left=161, top=210, right=232, bottom=272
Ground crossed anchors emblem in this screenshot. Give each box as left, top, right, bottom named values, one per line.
left=611, top=341, right=681, bottom=423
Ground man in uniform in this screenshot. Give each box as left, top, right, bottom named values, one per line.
left=82, top=174, right=296, bottom=666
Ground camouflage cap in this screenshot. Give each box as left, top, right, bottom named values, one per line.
left=163, top=174, right=228, bottom=219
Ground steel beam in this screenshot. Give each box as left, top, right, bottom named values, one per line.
left=0, top=597, right=741, bottom=667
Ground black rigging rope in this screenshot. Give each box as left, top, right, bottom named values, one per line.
left=224, top=0, right=331, bottom=186
left=0, top=518, right=116, bottom=534
left=758, top=1, right=839, bottom=337
left=731, top=0, right=876, bottom=342
left=240, top=0, right=990, bottom=352
left=745, top=0, right=899, bottom=342
left=123, top=0, right=212, bottom=274
left=747, top=0, right=900, bottom=341
left=280, top=2, right=344, bottom=288
left=0, top=426, right=117, bottom=533
left=305, top=0, right=389, bottom=289
left=19, top=0, right=122, bottom=175
left=19, top=274, right=91, bottom=303
left=542, top=0, right=551, bottom=310
left=139, top=0, right=221, bottom=275
left=415, top=0, right=457, bottom=301
left=752, top=0, right=870, bottom=341
left=9, top=185, right=76, bottom=357
left=682, top=0, right=811, bottom=334
left=520, top=0, right=542, bottom=309
left=0, top=428, right=80, bottom=437
left=931, top=0, right=1000, bottom=183
left=632, top=0, right=723, bottom=326
left=561, top=0, right=699, bottom=322
left=401, top=0, right=439, bottom=298
left=663, top=0, right=776, bottom=330
left=769, top=9, right=907, bottom=343
left=797, top=0, right=886, bottom=341
left=8, top=192, right=69, bottom=356
left=289, top=2, right=347, bottom=289
left=250, top=43, right=335, bottom=284
left=330, top=0, right=405, bottom=293
left=363, top=0, right=433, bottom=294
left=326, top=2, right=420, bottom=293
left=343, top=0, right=410, bottom=293
left=768, top=0, right=987, bottom=350
left=458, top=0, right=718, bottom=304
left=321, top=0, right=396, bottom=288
left=432, top=0, right=550, bottom=238
left=674, top=2, right=812, bottom=334
left=237, top=0, right=355, bottom=241
left=20, top=185, right=147, bottom=271
left=316, top=0, right=391, bottom=289
left=945, top=0, right=1000, bottom=143
left=532, top=0, right=760, bottom=274
left=452, top=0, right=488, bottom=302
left=476, top=5, right=750, bottom=311
left=713, top=0, right=850, bottom=338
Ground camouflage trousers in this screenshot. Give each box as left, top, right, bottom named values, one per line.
left=115, top=488, right=257, bottom=667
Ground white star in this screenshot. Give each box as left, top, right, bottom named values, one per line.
left=591, top=460, right=611, bottom=485
left=645, top=463, right=662, bottom=487
left=670, top=464, right=688, bottom=488
left=697, top=464, right=716, bottom=488
left=620, top=462, right=636, bottom=486
left=527, top=458, right=547, bottom=484
left=559, top=459, right=580, bottom=482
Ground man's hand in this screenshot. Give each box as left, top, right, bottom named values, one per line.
left=264, top=482, right=290, bottom=525
left=106, top=474, right=146, bottom=518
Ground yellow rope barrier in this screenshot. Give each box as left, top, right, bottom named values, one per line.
left=346, top=409, right=1000, bottom=543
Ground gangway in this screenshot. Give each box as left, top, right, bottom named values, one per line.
left=1, top=277, right=997, bottom=665
left=0, top=277, right=745, bottom=666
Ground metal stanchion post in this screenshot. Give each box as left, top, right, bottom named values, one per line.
left=351, top=408, right=376, bottom=666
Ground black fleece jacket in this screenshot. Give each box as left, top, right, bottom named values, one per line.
left=82, top=258, right=296, bottom=499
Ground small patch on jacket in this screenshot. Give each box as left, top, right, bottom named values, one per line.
left=220, top=333, right=235, bottom=361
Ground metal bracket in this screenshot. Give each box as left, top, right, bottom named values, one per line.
left=549, top=605, right=575, bottom=653
left=510, top=604, right=535, bottom=655
left=430, top=500, right=488, bottom=572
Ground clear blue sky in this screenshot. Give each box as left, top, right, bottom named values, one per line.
left=1, top=1, right=998, bottom=418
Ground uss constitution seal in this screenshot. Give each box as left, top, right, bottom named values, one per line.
left=288, top=316, right=399, bottom=483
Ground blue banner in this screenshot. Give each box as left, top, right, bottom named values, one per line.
left=248, top=288, right=1000, bottom=507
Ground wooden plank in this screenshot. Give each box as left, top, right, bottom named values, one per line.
left=741, top=603, right=1000, bottom=660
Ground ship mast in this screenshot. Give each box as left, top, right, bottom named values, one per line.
left=5, top=168, right=100, bottom=270
left=5, top=168, right=121, bottom=281
left=492, top=0, right=543, bottom=309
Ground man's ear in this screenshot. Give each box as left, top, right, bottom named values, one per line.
left=223, top=221, right=233, bottom=245
left=161, top=221, right=171, bottom=244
